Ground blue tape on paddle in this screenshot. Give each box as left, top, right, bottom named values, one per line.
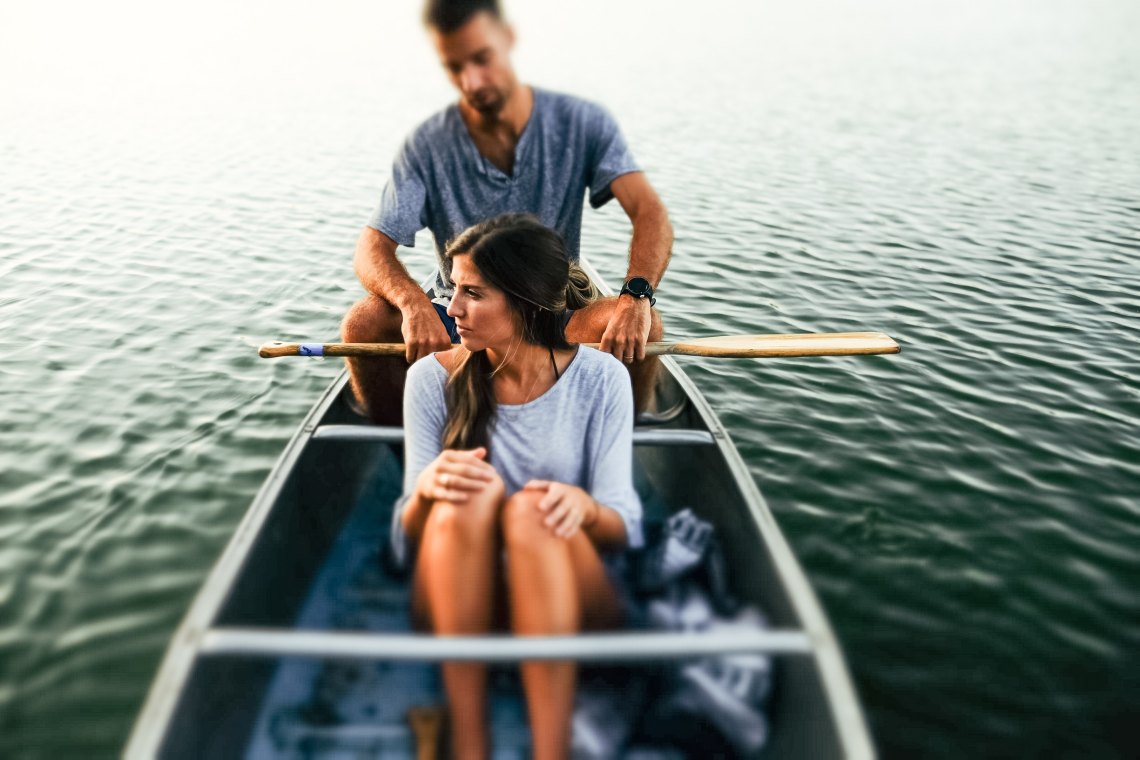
left=298, top=343, right=325, bottom=357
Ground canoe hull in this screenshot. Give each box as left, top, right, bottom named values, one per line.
left=127, top=263, right=873, bottom=758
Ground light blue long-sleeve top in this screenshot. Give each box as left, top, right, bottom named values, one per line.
left=391, top=346, right=644, bottom=568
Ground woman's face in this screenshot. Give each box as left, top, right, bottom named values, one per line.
left=447, top=254, right=520, bottom=352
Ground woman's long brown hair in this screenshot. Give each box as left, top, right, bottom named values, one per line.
left=440, top=214, right=596, bottom=453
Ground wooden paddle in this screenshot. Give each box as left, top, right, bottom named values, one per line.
left=258, top=332, right=900, bottom=359
left=406, top=705, right=445, bottom=760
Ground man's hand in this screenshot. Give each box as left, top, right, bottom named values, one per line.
left=401, top=299, right=453, bottom=363
left=598, top=295, right=653, bottom=364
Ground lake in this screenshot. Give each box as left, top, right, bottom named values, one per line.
left=1, top=0, right=1137, bottom=756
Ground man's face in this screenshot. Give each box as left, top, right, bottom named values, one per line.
left=430, top=11, right=517, bottom=117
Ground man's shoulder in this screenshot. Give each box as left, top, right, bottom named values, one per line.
left=535, top=88, right=612, bottom=125
left=403, top=104, right=462, bottom=153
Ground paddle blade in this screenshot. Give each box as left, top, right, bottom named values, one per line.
left=652, top=332, right=900, bottom=358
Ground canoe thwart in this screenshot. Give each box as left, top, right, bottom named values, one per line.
left=313, top=425, right=406, bottom=443
left=201, top=627, right=814, bottom=662
left=312, top=425, right=716, bottom=446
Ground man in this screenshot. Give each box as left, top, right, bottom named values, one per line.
left=342, top=0, right=673, bottom=424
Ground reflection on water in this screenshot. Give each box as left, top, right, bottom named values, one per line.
left=2, top=0, right=1138, bottom=757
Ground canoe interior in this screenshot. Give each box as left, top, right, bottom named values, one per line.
left=146, top=366, right=859, bottom=759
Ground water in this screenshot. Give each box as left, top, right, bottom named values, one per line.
left=2, top=0, right=1138, bottom=757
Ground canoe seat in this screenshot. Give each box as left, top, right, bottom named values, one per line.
left=312, top=425, right=716, bottom=446
left=199, top=627, right=812, bottom=661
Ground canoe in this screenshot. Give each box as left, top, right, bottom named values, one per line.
left=126, top=260, right=874, bottom=758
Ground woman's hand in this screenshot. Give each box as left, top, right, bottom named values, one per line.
left=523, top=480, right=600, bottom=539
left=416, top=447, right=500, bottom=503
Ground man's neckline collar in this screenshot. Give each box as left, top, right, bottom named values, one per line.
left=453, top=86, right=540, bottom=181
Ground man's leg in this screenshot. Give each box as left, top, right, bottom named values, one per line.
left=340, top=294, right=405, bottom=425
left=565, top=297, right=664, bottom=413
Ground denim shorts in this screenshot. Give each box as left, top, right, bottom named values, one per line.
left=431, top=302, right=462, bottom=344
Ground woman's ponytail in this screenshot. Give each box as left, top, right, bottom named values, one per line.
left=442, top=347, right=495, bottom=451
left=565, top=261, right=599, bottom=311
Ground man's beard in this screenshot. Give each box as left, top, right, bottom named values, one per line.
left=468, top=86, right=507, bottom=117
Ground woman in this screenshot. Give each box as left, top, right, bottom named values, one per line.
left=391, top=213, right=644, bottom=760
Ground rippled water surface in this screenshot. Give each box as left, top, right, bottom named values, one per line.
left=2, top=0, right=1138, bottom=757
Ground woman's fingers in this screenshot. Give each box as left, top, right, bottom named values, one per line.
left=543, top=496, right=571, bottom=528
left=435, top=450, right=497, bottom=492
left=554, top=505, right=581, bottom=538
left=443, top=449, right=493, bottom=471
left=431, top=485, right=469, bottom=503
left=527, top=481, right=585, bottom=538
left=529, top=479, right=573, bottom=535
left=433, top=469, right=493, bottom=496
left=441, top=462, right=494, bottom=482
left=538, top=486, right=564, bottom=512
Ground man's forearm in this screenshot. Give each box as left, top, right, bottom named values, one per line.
left=625, top=202, right=673, bottom=288
left=354, top=226, right=429, bottom=309
left=610, top=172, right=674, bottom=289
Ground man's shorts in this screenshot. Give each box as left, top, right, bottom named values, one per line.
left=430, top=301, right=462, bottom=344
left=430, top=296, right=574, bottom=345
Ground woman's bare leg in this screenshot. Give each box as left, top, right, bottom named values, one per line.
left=412, top=488, right=503, bottom=760
left=501, top=491, right=622, bottom=760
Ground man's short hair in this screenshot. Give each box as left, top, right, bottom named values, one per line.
left=423, top=0, right=502, bottom=33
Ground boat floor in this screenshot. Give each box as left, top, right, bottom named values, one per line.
left=245, top=443, right=680, bottom=759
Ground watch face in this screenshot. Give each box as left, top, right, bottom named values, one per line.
left=625, top=277, right=652, bottom=296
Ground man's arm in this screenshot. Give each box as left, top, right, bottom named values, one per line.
left=354, top=226, right=427, bottom=309
left=599, top=172, right=674, bottom=361
left=611, top=171, right=673, bottom=288
left=354, top=226, right=451, bottom=362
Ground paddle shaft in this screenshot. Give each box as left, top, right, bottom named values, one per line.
left=258, top=332, right=900, bottom=359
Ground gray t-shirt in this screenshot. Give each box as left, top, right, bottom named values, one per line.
left=392, top=346, right=644, bottom=567
left=367, top=87, right=640, bottom=296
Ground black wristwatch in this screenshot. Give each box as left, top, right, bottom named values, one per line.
left=619, top=276, right=656, bottom=306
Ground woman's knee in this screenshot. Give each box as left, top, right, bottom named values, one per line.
left=423, top=492, right=501, bottom=544
left=500, top=491, right=559, bottom=550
